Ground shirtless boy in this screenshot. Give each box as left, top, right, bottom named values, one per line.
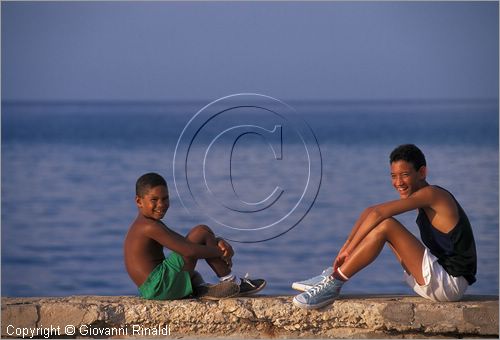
left=292, top=144, right=477, bottom=309
left=124, top=172, right=266, bottom=300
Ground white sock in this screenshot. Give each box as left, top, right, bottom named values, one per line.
left=336, top=267, right=350, bottom=281
left=219, top=272, right=240, bottom=285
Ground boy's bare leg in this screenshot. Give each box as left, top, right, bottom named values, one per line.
left=387, top=243, right=411, bottom=274
left=339, top=217, right=426, bottom=285
left=182, top=224, right=231, bottom=278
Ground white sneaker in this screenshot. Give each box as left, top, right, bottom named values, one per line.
left=292, top=267, right=333, bottom=291
left=293, top=275, right=343, bottom=309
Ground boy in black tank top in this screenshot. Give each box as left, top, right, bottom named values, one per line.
left=415, top=185, right=476, bottom=284
left=293, top=144, right=477, bottom=309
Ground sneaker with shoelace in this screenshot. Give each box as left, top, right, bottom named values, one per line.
left=292, top=267, right=333, bottom=292
left=193, top=280, right=240, bottom=300
left=237, top=274, right=266, bottom=296
left=292, top=275, right=343, bottom=309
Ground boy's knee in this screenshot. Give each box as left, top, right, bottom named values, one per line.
left=377, top=217, right=403, bottom=234
left=191, top=224, right=214, bottom=235
left=381, top=217, right=397, bottom=225
left=371, top=217, right=397, bottom=235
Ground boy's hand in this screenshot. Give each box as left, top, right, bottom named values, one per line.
left=217, top=238, right=234, bottom=268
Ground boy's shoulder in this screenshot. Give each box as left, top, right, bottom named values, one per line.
left=417, top=184, right=451, bottom=196
left=426, top=184, right=455, bottom=198
left=406, top=185, right=456, bottom=211
left=130, top=214, right=165, bottom=234
left=417, top=185, right=458, bottom=211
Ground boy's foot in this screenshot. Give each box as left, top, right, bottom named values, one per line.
left=292, top=267, right=333, bottom=291
left=292, top=276, right=342, bottom=309
left=193, top=280, right=240, bottom=300
left=237, top=275, right=266, bottom=296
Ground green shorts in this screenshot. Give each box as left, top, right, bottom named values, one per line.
left=138, top=252, right=193, bottom=300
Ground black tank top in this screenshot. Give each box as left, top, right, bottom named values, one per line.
left=416, top=186, right=477, bottom=285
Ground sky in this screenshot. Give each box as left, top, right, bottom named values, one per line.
left=1, top=1, right=498, bottom=102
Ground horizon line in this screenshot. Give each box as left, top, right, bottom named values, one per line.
left=2, top=97, right=498, bottom=106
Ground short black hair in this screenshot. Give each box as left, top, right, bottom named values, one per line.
left=389, top=144, right=426, bottom=171
left=136, top=172, right=167, bottom=197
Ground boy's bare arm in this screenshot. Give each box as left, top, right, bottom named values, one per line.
left=144, top=222, right=223, bottom=259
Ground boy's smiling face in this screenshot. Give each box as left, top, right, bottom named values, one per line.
left=390, top=160, right=427, bottom=199
left=136, top=185, right=170, bottom=220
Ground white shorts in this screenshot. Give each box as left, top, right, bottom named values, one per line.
left=404, top=248, right=469, bottom=302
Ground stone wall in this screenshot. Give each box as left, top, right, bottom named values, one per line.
left=2, top=295, right=498, bottom=338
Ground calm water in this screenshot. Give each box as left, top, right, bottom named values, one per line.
left=2, top=100, right=498, bottom=297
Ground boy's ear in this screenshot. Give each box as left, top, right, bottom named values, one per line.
left=418, top=166, right=427, bottom=180
left=135, top=195, right=142, bottom=207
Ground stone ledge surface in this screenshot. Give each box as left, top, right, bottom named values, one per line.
left=1, top=295, right=498, bottom=339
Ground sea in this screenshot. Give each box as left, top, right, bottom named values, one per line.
left=2, top=99, right=498, bottom=297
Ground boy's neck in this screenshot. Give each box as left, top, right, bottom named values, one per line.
left=139, top=213, right=162, bottom=223
left=417, top=180, right=429, bottom=191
